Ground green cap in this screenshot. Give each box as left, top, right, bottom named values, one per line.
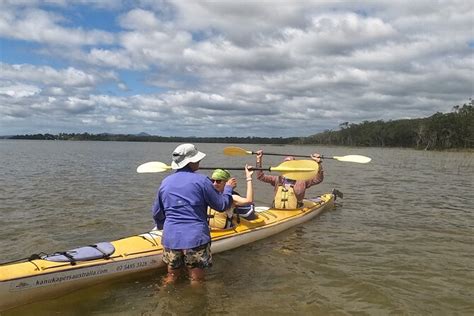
left=211, top=169, right=231, bottom=180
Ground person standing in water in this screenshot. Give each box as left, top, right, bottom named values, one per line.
left=152, top=144, right=234, bottom=284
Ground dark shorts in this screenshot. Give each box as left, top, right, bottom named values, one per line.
left=162, top=243, right=212, bottom=270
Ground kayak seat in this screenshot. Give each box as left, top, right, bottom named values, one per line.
left=42, top=242, right=115, bottom=264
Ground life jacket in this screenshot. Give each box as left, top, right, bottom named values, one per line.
left=208, top=189, right=258, bottom=228
left=273, top=185, right=298, bottom=209
left=208, top=204, right=257, bottom=229
left=208, top=207, right=234, bottom=229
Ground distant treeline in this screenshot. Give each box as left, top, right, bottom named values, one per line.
left=5, top=100, right=473, bottom=150
left=8, top=133, right=299, bottom=145
left=297, top=100, right=473, bottom=150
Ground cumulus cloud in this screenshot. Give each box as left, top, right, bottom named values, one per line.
left=0, top=82, right=41, bottom=98
left=0, top=63, right=117, bottom=88
left=118, top=8, right=162, bottom=30
left=0, top=0, right=472, bottom=136
left=0, top=7, right=115, bottom=46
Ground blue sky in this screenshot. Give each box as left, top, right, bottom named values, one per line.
left=1, top=0, right=473, bottom=137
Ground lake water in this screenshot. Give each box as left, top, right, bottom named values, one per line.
left=0, top=140, right=473, bottom=315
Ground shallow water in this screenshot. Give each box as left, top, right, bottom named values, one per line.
left=1, top=140, right=473, bottom=315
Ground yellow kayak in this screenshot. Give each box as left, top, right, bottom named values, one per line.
left=0, top=192, right=336, bottom=311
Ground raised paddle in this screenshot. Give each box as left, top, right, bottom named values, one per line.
left=136, top=159, right=320, bottom=181
left=223, top=146, right=372, bottom=164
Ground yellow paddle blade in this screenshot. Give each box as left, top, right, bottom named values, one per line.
left=271, top=160, right=320, bottom=181
left=223, top=146, right=252, bottom=156
left=137, top=161, right=172, bottom=173
left=332, top=155, right=372, bottom=164
left=278, top=169, right=319, bottom=181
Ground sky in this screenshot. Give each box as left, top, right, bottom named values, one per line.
left=0, top=0, right=473, bottom=137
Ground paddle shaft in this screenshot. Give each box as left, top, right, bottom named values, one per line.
left=253, top=152, right=339, bottom=160
left=250, top=151, right=308, bottom=158
left=200, top=167, right=273, bottom=171
left=223, top=146, right=370, bottom=163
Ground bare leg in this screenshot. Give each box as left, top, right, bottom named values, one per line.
left=163, top=266, right=181, bottom=285
left=188, top=267, right=205, bottom=286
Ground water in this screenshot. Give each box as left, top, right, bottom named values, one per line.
left=1, top=140, right=473, bottom=315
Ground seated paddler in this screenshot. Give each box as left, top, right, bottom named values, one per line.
left=208, top=166, right=256, bottom=229
left=255, top=150, right=324, bottom=209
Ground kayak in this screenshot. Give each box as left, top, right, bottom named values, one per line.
left=0, top=192, right=336, bottom=311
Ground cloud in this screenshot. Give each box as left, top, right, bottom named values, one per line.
left=0, top=1, right=472, bottom=136
left=0, top=63, right=122, bottom=123
left=0, top=7, right=115, bottom=46
left=118, top=8, right=161, bottom=30
left=0, top=63, right=117, bottom=88
left=87, top=48, right=133, bottom=69
left=0, top=82, right=41, bottom=98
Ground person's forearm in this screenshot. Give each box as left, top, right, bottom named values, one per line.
left=245, top=177, right=254, bottom=203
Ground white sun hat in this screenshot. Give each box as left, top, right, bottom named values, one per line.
left=171, top=143, right=206, bottom=169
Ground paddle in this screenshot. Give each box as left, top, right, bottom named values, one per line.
left=136, top=159, right=320, bottom=181
left=223, top=146, right=372, bottom=164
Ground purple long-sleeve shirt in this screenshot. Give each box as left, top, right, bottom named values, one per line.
left=152, top=166, right=233, bottom=249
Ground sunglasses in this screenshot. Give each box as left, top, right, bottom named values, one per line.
left=211, top=179, right=223, bottom=184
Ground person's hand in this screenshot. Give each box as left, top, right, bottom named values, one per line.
left=245, top=164, right=254, bottom=178
left=226, top=177, right=237, bottom=189
left=311, top=153, right=322, bottom=163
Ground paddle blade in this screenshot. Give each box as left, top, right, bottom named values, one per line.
left=270, top=159, right=320, bottom=181
left=223, top=146, right=252, bottom=156
left=137, top=161, right=172, bottom=173
left=332, top=155, right=372, bottom=164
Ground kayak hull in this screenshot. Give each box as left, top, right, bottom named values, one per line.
left=0, top=193, right=335, bottom=311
